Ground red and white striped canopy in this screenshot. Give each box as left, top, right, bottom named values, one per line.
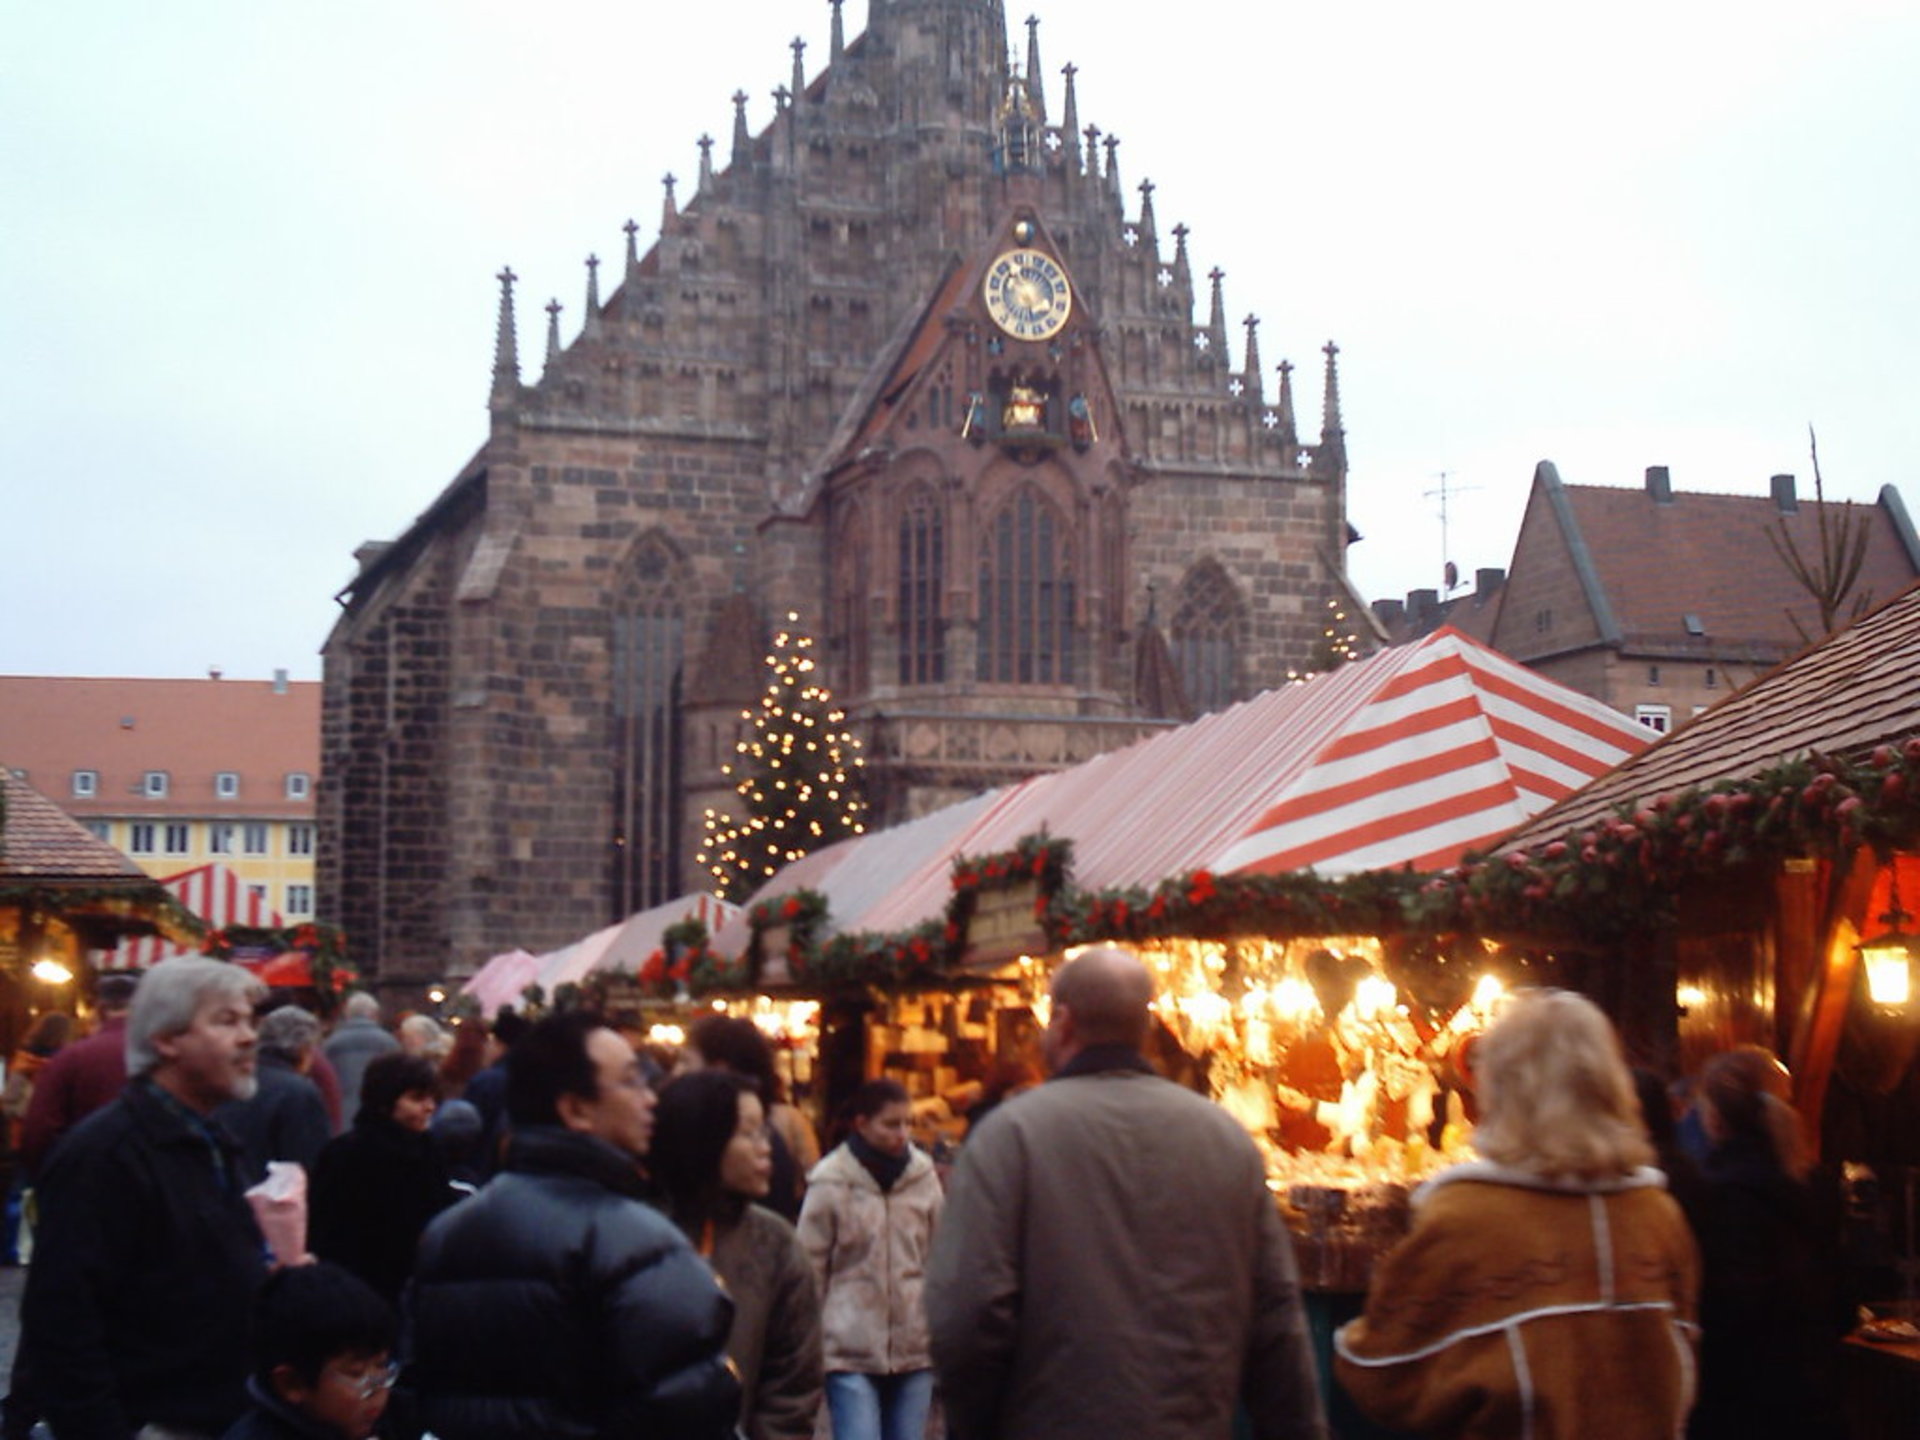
left=766, top=629, right=1651, bottom=940
left=104, top=862, right=283, bottom=971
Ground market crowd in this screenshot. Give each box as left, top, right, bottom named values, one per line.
left=0, top=949, right=1859, bottom=1440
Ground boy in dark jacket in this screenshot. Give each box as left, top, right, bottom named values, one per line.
left=224, top=1262, right=398, bottom=1440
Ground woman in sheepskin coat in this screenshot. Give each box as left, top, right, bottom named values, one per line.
left=797, top=1079, right=942, bottom=1440
left=1335, top=990, right=1700, bottom=1439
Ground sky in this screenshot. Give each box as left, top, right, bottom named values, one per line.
left=5, top=0, right=1917, bottom=682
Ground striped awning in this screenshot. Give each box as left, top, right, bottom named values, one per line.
left=104, top=862, right=282, bottom=971
left=755, top=629, right=1651, bottom=942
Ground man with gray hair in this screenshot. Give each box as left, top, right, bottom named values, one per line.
left=216, top=1003, right=331, bottom=1185
left=926, top=946, right=1329, bottom=1440
left=321, top=989, right=398, bottom=1131
left=18, top=957, right=271, bottom=1440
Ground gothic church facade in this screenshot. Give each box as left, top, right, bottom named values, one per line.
left=321, top=0, right=1358, bottom=984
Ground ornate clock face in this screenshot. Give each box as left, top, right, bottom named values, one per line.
left=983, top=248, right=1072, bottom=341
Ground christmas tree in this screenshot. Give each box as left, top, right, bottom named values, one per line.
left=698, top=612, right=868, bottom=901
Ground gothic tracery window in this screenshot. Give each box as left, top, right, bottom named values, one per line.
left=611, top=534, right=686, bottom=915
left=977, top=483, right=1074, bottom=686
left=897, top=485, right=945, bottom=684
left=1171, top=558, right=1246, bottom=715
left=835, top=502, right=871, bottom=696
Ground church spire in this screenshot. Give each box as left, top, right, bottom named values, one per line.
left=1137, top=179, right=1157, bottom=247
left=623, top=219, right=640, bottom=284
left=661, top=172, right=678, bottom=229
left=1060, top=63, right=1080, bottom=171
left=1320, top=340, right=1346, bottom=465
left=1172, top=222, right=1192, bottom=290
left=1242, top=315, right=1264, bottom=401
left=697, top=134, right=715, bottom=194
left=583, top=254, right=601, bottom=336
left=1104, top=134, right=1122, bottom=207
left=490, top=265, right=519, bottom=403
left=731, top=90, right=751, bottom=169
left=791, top=36, right=806, bottom=107
left=1275, top=360, right=1299, bottom=448
left=1025, top=15, right=1046, bottom=122
left=1084, top=124, right=1102, bottom=182
left=830, top=0, right=845, bottom=61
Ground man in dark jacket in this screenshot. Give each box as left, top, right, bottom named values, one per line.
left=217, top=1005, right=332, bottom=1186
left=19, top=957, right=271, bottom=1440
left=407, top=1010, right=739, bottom=1440
left=321, top=993, right=399, bottom=1132
left=17, top=972, right=136, bottom=1177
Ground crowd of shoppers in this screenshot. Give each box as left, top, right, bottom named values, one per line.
left=0, top=948, right=1876, bottom=1440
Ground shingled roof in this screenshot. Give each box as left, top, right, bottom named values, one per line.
left=1499, top=577, right=1920, bottom=849
left=0, top=767, right=148, bottom=880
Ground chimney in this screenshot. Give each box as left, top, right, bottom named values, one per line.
left=1372, top=598, right=1405, bottom=630
left=1475, top=567, right=1505, bottom=599
left=1771, top=473, right=1798, bottom=514
left=208, top=666, right=223, bottom=681
left=1408, top=588, right=1440, bottom=630
left=1645, top=465, right=1672, bottom=504
left=272, top=669, right=290, bottom=694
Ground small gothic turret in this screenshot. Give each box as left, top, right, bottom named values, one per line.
left=1104, top=134, right=1122, bottom=207
left=1171, top=222, right=1193, bottom=291
left=1084, top=125, right=1102, bottom=181
left=1276, top=359, right=1300, bottom=449
left=1321, top=341, right=1346, bottom=466
left=623, top=219, right=640, bottom=284
left=1060, top=63, right=1080, bottom=170
left=584, top=254, right=601, bottom=336
left=1206, top=267, right=1227, bottom=361
left=791, top=37, right=806, bottom=108
left=661, top=173, right=678, bottom=229
left=543, top=298, right=563, bottom=372
left=830, top=0, right=845, bottom=62
left=731, top=90, right=751, bottom=169
left=490, top=265, right=520, bottom=404
left=1137, top=179, right=1157, bottom=247
left=698, top=134, right=715, bottom=194
left=1242, top=315, right=1264, bottom=401
left=1025, top=16, right=1046, bottom=122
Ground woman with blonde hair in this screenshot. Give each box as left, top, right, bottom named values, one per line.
left=1336, top=989, right=1700, bottom=1438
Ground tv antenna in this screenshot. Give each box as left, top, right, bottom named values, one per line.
left=1423, top=470, right=1481, bottom=592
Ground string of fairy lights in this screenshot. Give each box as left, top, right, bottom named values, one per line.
left=698, top=612, right=867, bottom=901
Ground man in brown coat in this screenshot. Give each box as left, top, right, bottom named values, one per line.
left=925, top=947, right=1329, bottom=1440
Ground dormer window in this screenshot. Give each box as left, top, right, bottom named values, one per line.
left=143, top=770, right=170, bottom=799
left=285, top=772, right=311, bottom=801
left=215, top=771, right=240, bottom=800
left=71, top=770, right=99, bottom=798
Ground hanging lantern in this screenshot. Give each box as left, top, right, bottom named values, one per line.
left=1858, top=864, right=1918, bottom=1010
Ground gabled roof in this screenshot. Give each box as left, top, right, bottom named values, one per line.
left=1499, top=578, right=1920, bottom=850
left=733, top=629, right=1649, bottom=943
left=1513, top=463, right=1920, bottom=657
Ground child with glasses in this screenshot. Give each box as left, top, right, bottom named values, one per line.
left=223, top=1262, right=399, bottom=1440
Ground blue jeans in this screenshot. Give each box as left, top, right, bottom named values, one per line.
left=824, top=1369, right=933, bottom=1440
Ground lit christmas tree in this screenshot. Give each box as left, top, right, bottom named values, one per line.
left=698, top=612, right=868, bottom=901
left=1287, top=595, right=1364, bottom=682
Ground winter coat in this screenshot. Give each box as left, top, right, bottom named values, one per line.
left=18, top=1018, right=128, bottom=1177
left=21, top=1077, right=270, bottom=1440
left=310, top=1113, right=462, bottom=1302
left=406, top=1125, right=739, bottom=1440
left=215, top=1052, right=332, bottom=1187
left=220, top=1379, right=362, bottom=1440
left=927, top=1054, right=1328, bottom=1440
left=320, top=1017, right=399, bottom=1131
left=1687, top=1137, right=1847, bottom=1439
left=705, top=1201, right=824, bottom=1440
left=1334, top=1160, right=1700, bottom=1440
left=797, top=1141, right=942, bottom=1375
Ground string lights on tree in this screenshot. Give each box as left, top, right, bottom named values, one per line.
left=1288, top=595, right=1363, bottom=682
left=698, top=611, right=868, bottom=901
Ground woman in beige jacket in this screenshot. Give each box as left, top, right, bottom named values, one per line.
left=797, top=1079, right=943, bottom=1440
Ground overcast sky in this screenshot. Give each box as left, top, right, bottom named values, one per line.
left=5, top=0, right=1916, bottom=682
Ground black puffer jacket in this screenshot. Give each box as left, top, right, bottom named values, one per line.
left=406, top=1126, right=740, bottom=1440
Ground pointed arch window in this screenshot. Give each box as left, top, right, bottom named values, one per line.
left=978, top=484, right=1074, bottom=685
left=898, top=485, right=946, bottom=684
left=612, top=537, right=686, bottom=915
left=1171, top=559, right=1246, bottom=714
left=835, top=503, right=872, bottom=696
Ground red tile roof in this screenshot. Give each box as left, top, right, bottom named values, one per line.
left=0, top=676, right=319, bottom=819
left=1500, top=578, right=1920, bottom=849
left=1562, top=481, right=1918, bottom=654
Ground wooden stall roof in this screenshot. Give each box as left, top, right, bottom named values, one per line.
left=0, top=766, right=151, bottom=881
left=1500, top=577, right=1920, bottom=850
